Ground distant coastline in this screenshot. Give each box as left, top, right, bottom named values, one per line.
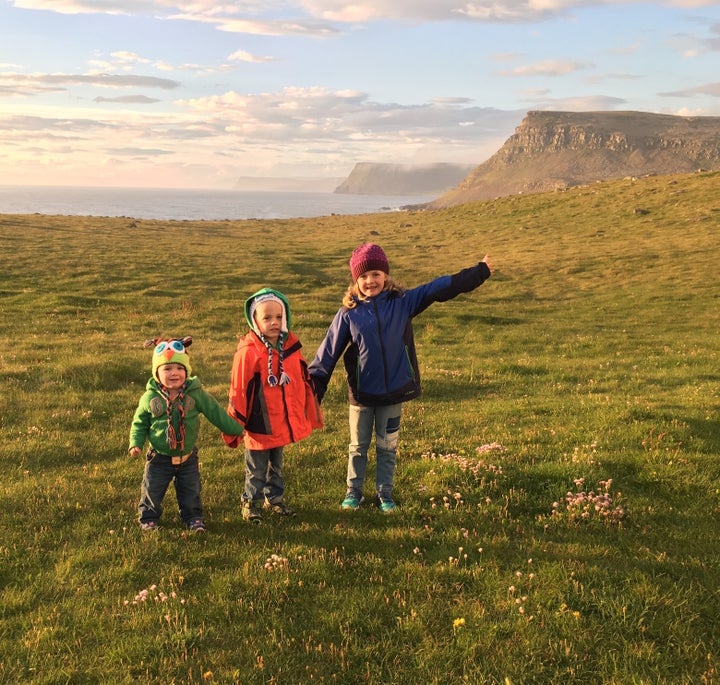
left=0, top=186, right=438, bottom=221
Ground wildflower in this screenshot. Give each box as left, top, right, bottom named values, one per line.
left=453, top=617, right=466, bottom=630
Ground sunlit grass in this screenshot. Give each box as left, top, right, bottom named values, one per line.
left=1, top=172, right=719, bottom=683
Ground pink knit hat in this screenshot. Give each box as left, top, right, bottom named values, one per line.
left=349, top=243, right=390, bottom=281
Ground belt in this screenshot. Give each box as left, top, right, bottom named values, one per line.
left=149, top=447, right=197, bottom=466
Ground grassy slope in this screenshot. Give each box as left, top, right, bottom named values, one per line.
left=0, top=172, right=719, bottom=684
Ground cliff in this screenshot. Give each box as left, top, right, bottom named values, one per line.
left=334, top=162, right=475, bottom=196
left=430, top=110, right=720, bottom=208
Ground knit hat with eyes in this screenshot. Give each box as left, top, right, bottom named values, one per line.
left=349, top=243, right=390, bottom=281
left=145, top=336, right=193, bottom=381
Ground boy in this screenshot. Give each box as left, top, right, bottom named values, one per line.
left=223, top=288, right=322, bottom=523
left=129, top=336, right=244, bottom=532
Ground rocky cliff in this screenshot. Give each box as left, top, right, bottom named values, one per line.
left=430, top=110, right=720, bottom=208
left=334, top=162, right=475, bottom=195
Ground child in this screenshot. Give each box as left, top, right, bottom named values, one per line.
left=309, top=243, right=492, bottom=512
left=129, top=336, right=244, bottom=532
left=223, top=288, right=322, bottom=523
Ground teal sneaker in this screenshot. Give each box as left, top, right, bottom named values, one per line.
left=341, top=494, right=363, bottom=510
left=379, top=499, right=396, bottom=513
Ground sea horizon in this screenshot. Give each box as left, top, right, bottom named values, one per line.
left=0, top=185, right=436, bottom=221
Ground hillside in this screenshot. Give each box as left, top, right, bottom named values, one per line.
left=334, top=162, right=474, bottom=195
left=430, top=110, right=720, bottom=207
left=2, top=170, right=720, bottom=683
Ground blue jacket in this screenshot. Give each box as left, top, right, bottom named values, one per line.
left=309, top=261, right=491, bottom=407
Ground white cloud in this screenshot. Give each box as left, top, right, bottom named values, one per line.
left=228, top=49, right=277, bottom=63
left=7, top=0, right=677, bottom=35
left=504, top=60, right=594, bottom=77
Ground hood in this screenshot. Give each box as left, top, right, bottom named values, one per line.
left=244, top=287, right=291, bottom=333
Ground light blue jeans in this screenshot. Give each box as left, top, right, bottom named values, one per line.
left=243, top=447, right=285, bottom=504
left=347, top=403, right=402, bottom=502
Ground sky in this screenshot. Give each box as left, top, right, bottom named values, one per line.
left=1, top=0, right=720, bottom=190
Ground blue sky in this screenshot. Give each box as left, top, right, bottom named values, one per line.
left=1, top=0, right=719, bottom=189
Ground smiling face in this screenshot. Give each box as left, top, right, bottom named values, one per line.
left=156, top=362, right=187, bottom=392
left=356, top=269, right=388, bottom=298
left=253, top=299, right=284, bottom=345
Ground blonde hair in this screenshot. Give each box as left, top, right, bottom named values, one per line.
left=342, top=276, right=404, bottom=309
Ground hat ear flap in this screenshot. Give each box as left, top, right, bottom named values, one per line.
left=144, top=338, right=160, bottom=349
left=180, top=336, right=193, bottom=349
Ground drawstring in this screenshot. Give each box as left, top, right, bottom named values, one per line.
left=159, top=384, right=186, bottom=451
left=260, top=333, right=290, bottom=386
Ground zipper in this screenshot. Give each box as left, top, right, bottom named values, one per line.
left=372, top=298, right=390, bottom=391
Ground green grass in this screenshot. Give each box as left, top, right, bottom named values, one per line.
left=1, top=172, right=719, bottom=684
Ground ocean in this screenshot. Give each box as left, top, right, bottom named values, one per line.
left=0, top=185, right=436, bottom=221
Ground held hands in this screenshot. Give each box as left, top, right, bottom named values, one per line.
left=129, top=446, right=142, bottom=457
left=482, top=254, right=492, bottom=273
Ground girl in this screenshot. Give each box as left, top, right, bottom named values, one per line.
left=309, top=243, right=492, bottom=512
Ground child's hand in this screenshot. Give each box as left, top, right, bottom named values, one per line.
left=129, top=446, right=142, bottom=457
left=482, top=254, right=492, bottom=273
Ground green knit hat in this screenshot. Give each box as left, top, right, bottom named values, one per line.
left=145, top=336, right=193, bottom=381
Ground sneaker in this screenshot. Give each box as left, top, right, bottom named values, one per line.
left=140, top=520, right=159, bottom=531
left=242, top=501, right=263, bottom=524
left=341, top=494, right=363, bottom=510
left=187, top=518, right=206, bottom=533
left=266, top=500, right=296, bottom=517
left=379, top=499, right=396, bottom=513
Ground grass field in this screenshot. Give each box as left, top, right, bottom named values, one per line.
left=1, top=171, right=719, bottom=684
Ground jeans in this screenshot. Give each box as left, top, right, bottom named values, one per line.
left=138, top=447, right=202, bottom=525
left=243, top=447, right=285, bottom=504
left=347, top=403, right=402, bottom=502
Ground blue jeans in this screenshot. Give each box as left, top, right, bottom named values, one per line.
left=243, top=447, right=285, bottom=504
left=138, top=447, right=202, bottom=525
left=347, top=403, right=402, bottom=502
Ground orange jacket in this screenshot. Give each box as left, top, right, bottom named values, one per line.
left=223, top=331, right=322, bottom=451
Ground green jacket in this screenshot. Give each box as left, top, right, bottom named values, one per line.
left=129, top=376, right=243, bottom=457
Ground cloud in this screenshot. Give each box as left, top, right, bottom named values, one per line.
left=211, top=18, right=341, bottom=37
left=7, top=0, right=642, bottom=37
left=0, top=72, right=181, bottom=96
left=502, top=60, right=594, bottom=77
left=94, top=95, right=163, bottom=103
left=658, top=82, right=720, bottom=97
left=522, top=94, right=627, bottom=109
left=107, top=147, right=175, bottom=156
left=173, top=87, right=524, bottom=159
left=0, top=84, right=524, bottom=186
left=228, top=50, right=277, bottom=63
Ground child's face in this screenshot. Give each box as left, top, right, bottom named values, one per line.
left=356, top=270, right=387, bottom=298
left=157, top=363, right=187, bottom=390
left=254, top=300, right=284, bottom=345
